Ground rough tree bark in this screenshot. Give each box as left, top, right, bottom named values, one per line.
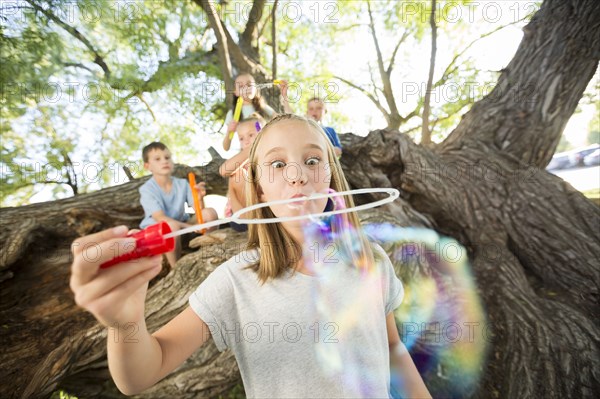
left=1, top=0, right=599, bottom=398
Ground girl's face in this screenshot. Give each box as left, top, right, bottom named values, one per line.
left=238, top=121, right=259, bottom=149
left=255, top=120, right=331, bottom=219
left=235, top=74, right=257, bottom=100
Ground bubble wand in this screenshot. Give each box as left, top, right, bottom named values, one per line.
left=188, top=172, right=206, bottom=234
left=100, top=188, right=399, bottom=268
left=167, top=188, right=398, bottom=237
left=228, top=96, right=244, bottom=140
left=254, top=80, right=282, bottom=89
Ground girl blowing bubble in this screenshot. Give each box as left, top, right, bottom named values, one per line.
left=69, top=115, right=431, bottom=398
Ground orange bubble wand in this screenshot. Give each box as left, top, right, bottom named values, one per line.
left=229, top=96, right=244, bottom=140
left=188, top=172, right=206, bottom=234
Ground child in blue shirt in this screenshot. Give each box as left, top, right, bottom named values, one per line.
left=139, top=142, right=218, bottom=267
left=307, top=97, right=343, bottom=157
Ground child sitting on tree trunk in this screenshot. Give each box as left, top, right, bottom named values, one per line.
left=219, top=113, right=266, bottom=232
left=138, top=142, right=218, bottom=268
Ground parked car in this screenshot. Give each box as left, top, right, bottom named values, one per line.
left=568, top=144, right=600, bottom=167
left=583, top=149, right=600, bottom=166
left=547, top=153, right=571, bottom=170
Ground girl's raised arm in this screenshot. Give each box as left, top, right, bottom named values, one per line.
left=219, top=146, right=250, bottom=177
left=70, top=227, right=212, bottom=395
left=107, top=307, right=211, bottom=395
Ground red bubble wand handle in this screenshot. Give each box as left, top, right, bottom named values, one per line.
left=100, top=221, right=175, bottom=269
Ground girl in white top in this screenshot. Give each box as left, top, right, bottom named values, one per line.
left=222, top=73, right=292, bottom=152
left=69, top=115, right=431, bottom=398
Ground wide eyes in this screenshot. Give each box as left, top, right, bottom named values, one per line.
left=306, top=157, right=320, bottom=166
left=270, top=157, right=320, bottom=169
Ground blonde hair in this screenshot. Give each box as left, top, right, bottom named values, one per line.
left=244, top=114, right=376, bottom=282
left=239, top=112, right=267, bottom=128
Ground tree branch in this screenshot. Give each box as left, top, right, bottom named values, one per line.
left=335, top=23, right=365, bottom=32
left=367, top=62, right=381, bottom=99
left=62, top=62, right=94, bottom=74
left=387, top=29, right=411, bottom=75
left=122, top=166, right=135, bottom=181
left=118, top=49, right=219, bottom=104
left=192, top=1, right=267, bottom=80
left=196, top=28, right=210, bottom=50
left=240, top=0, right=266, bottom=49
left=271, top=0, right=278, bottom=79
left=436, top=19, right=525, bottom=88
left=399, top=124, right=421, bottom=136
left=62, top=151, right=78, bottom=195
left=334, top=75, right=390, bottom=124
left=193, top=0, right=234, bottom=90
left=25, top=0, right=111, bottom=79
left=366, top=0, right=400, bottom=127
left=403, top=106, right=422, bottom=124
left=421, top=0, right=437, bottom=145
left=136, top=94, right=157, bottom=122
left=222, top=21, right=267, bottom=77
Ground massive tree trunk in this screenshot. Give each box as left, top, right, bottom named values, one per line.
left=1, top=0, right=599, bottom=398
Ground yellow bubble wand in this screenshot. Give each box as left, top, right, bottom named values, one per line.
left=228, top=96, right=244, bottom=140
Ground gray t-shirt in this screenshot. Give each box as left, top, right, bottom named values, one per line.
left=139, top=177, right=193, bottom=228
left=189, top=245, right=404, bottom=398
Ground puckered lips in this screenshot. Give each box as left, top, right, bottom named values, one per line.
left=287, top=192, right=309, bottom=209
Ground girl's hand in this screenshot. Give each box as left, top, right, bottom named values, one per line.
left=70, top=226, right=162, bottom=328
left=279, top=79, right=289, bottom=101
left=194, top=181, right=207, bottom=198
left=227, top=120, right=239, bottom=135
left=279, top=80, right=294, bottom=113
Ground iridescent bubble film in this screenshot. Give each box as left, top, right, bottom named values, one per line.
left=299, top=191, right=488, bottom=398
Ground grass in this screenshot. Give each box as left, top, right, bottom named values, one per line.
left=50, top=391, right=78, bottom=399
left=218, top=383, right=246, bottom=399
left=582, top=188, right=600, bottom=205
